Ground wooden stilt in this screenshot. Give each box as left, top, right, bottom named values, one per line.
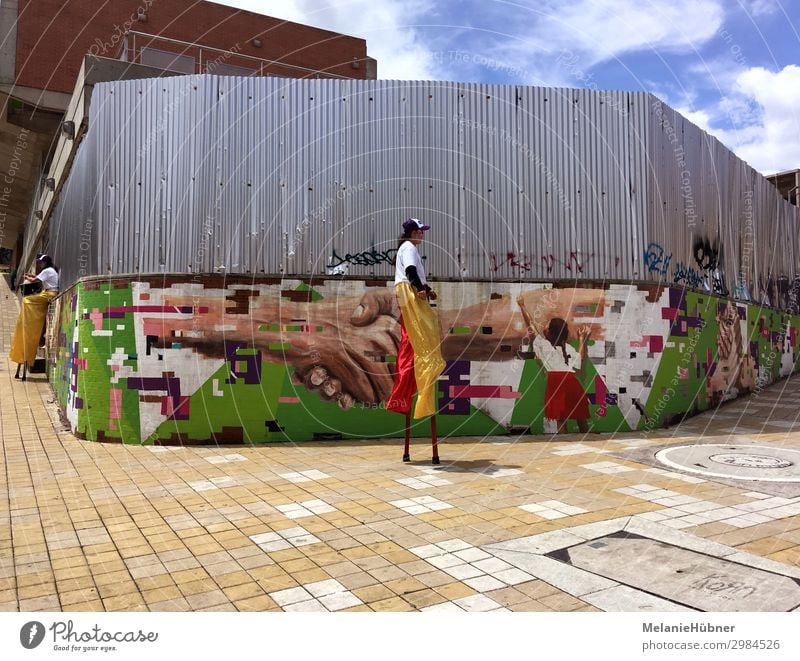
left=431, top=415, right=439, bottom=464
left=402, top=411, right=411, bottom=462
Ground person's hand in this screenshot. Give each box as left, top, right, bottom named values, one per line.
left=578, top=325, right=592, bottom=341
left=426, top=288, right=437, bottom=301
left=417, top=289, right=428, bottom=300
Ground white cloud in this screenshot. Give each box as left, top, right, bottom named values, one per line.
left=742, top=0, right=781, bottom=17
left=676, top=65, right=800, bottom=174
left=731, top=65, right=800, bottom=173
left=535, top=0, right=725, bottom=63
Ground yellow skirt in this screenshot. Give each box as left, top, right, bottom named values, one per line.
left=395, top=282, right=446, bottom=418
left=9, top=290, right=58, bottom=367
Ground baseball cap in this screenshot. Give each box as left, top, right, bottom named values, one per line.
left=403, top=218, right=430, bottom=233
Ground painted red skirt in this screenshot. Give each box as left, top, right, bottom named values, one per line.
left=544, top=371, right=590, bottom=420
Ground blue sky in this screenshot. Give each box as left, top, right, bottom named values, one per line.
left=220, top=0, right=799, bottom=175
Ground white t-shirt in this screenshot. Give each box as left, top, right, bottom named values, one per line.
left=531, top=334, right=581, bottom=372
left=394, top=240, right=426, bottom=286
left=37, top=267, right=59, bottom=291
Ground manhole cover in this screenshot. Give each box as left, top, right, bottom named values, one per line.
left=655, top=444, right=800, bottom=482
left=549, top=533, right=800, bottom=612
left=709, top=453, right=792, bottom=469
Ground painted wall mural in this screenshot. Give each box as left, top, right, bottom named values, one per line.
left=49, top=276, right=800, bottom=444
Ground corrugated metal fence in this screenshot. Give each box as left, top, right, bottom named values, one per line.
left=47, top=76, right=798, bottom=308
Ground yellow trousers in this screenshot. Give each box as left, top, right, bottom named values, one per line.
left=9, top=290, right=58, bottom=367
left=395, top=282, right=445, bottom=418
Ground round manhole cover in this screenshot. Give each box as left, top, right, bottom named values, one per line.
left=708, top=453, right=793, bottom=469
left=655, top=444, right=800, bottom=482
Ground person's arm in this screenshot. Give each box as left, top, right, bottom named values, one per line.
left=405, top=265, right=436, bottom=300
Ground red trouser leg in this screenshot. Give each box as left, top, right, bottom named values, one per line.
left=387, top=316, right=417, bottom=414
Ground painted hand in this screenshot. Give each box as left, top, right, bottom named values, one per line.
left=147, top=290, right=401, bottom=408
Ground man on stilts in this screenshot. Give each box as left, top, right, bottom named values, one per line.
left=387, top=218, right=446, bottom=464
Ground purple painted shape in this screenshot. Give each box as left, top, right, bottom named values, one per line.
left=224, top=342, right=246, bottom=361
left=127, top=376, right=188, bottom=420
left=127, top=377, right=172, bottom=390
left=75, top=397, right=84, bottom=409
left=227, top=351, right=263, bottom=385
left=438, top=360, right=470, bottom=416
left=669, top=288, right=686, bottom=309
left=71, top=341, right=80, bottom=392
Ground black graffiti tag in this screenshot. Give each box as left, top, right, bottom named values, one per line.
left=693, top=236, right=721, bottom=271
left=328, top=247, right=398, bottom=268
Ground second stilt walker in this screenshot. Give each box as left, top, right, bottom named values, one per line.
left=387, top=218, right=446, bottom=463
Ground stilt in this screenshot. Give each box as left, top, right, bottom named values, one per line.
left=402, top=411, right=411, bottom=462
left=14, top=363, right=27, bottom=381
left=431, top=415, right=439, bottom=465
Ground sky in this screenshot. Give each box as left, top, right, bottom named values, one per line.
left=217, top=0, right=800, bottom=176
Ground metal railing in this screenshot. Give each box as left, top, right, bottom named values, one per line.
left=117, top=31, right=351, bottom=79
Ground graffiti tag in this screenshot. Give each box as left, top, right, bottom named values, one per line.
left=490, top=251, right=532, bottom=272
left=328, top=247, right=397, bottom=268
left=693, top=236, right=721, bottom=271
left=644, top=242, right=672, bottom=275
left=690, top=574, right=756, bottom=599
left=673, top=261, right=703, bottom=288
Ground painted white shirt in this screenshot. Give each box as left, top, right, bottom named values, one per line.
left=531, top=334, right=581, bottom=372
left=37, top=267, right=59, bottom=291
left=394, top=240, right=427, bottom=286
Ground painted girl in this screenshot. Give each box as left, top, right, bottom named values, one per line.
left=517, top=295, right=591, bottom=433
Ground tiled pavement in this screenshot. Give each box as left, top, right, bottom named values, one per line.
left=2, top=276, right=800, bottom=612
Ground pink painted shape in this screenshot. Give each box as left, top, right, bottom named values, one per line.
left=594, top=376, right=605, bottom=406
left=450, top=385, right=522, bottom=399
left=109, top=388, right=122, bottom=431
left=791, top=327, right=797, bottom=347
left=649, top=335, right=664, bottom=352
left=89, top=308, right=104, bottom=331
left=278, top=397, right=301, bottom=404
left=176, top=397, right=191, bottom=418
left=629, top=339, right=648, bottom=348
left=661, top=308, right=679, bottom=320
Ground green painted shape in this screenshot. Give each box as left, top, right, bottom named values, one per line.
left=295, top=282, right=323, bottom=301
left=449, top=327, right=471, bottom=335
left=74, top=283, right=140, bottom=442
left=510, top=359, right=547, bottom=433
left=271, top=371, right=503, bottom=442
left=642, top=293, right=718, bottom=428
left=50, top=289, right=78, bottom=409
left=148, top=357, right=286, bottom=443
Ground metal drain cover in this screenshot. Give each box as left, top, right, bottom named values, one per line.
left=655, top=444, right=800, bottom=482
left=709, top=453, right=792, bottom=469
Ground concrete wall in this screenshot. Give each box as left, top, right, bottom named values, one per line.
left=49, top=274, right=800, bottom=444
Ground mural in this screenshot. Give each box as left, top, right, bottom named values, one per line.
left=49, top=276, right=800, bottom=444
